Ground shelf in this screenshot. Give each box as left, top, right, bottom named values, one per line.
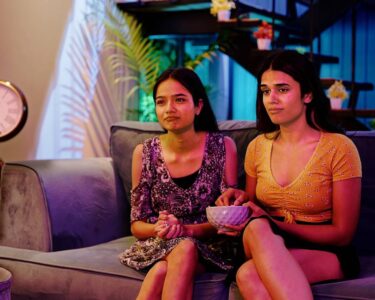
left=116, top=0, right=211, bottom=12
left=322, top=78, right=374, bottom=110
left=217, top=18, right=262, bottom=30
left=331, top=109, right=375, bottom=118
left=330, top=109, right=375, bottom=131
left=321, top=78, right=374, bottom=91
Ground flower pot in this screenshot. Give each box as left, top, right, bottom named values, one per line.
left=257, top=38, right=271, bottom=50
left=330, top=98, right=343, bottom=109
left=217, top=10, right=231, bottom=21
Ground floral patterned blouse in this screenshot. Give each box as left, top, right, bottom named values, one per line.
left=120, top=132, right=236, bottom=271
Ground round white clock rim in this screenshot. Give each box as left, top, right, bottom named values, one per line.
left=0, top=80, right=28, bottom=142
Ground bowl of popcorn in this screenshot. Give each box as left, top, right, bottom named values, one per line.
left=206, top=206, right=250, bottom=231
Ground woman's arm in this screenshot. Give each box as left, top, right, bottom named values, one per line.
left=245, top=174, right=257, bottom=203
left=216, top=174, right=257, bottom=206
left=132, top=218, right=217, bottom=240
left=130, top=144, right=162, bottom=240
left=131, top=144, right=143, bottom=189
left=224, top=136, right=238, bottom=187
left=275, top=177, right=361, bottom=246
left=131, top=220, right=158, bottom=239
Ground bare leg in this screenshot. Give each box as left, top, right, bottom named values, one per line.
left=237, top=259, right=271, bottom=300
left=137, top=261, right=167, bottom=300
left=290, top=248, right=343, bottom=284
left=241, top=218, right=313, bottom=300
left=162, top=239, right=199, bottom=300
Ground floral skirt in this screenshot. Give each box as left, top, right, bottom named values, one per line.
left=119, top=236, right=237, bottom=271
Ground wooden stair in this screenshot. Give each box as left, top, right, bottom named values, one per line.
left=116, top=0, right=373, bottom=130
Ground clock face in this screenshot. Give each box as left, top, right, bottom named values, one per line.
left=0, top=80, right=28, bottom=142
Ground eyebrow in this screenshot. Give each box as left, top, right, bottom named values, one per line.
left=155, top=93, right=188, bottom=99
left=260, top=83, right=290, bottom=88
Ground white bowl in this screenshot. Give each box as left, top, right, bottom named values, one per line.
left=206, top=206, right=250, bottom=231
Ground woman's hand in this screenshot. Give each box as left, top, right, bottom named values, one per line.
left=244, top=201, right=268, bottom=219
left=155, top=211, right=189, bottom=239
left=216, top=188, right=249, bottom=206
left=154, top=218, right=170, bottom=238
left=217, top=201, right=269, bottom=236
left=217, top=217, right=251, bottom=237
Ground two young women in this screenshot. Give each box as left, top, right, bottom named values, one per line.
left=121, top=50, right=362, bottom=300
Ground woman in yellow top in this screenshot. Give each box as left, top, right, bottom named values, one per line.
left=217, top=50, right=362, bottom=299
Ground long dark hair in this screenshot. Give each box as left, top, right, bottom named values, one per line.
left=153, top=67, right=219, bottom=132
left=256, top=50, right=343, bottom=134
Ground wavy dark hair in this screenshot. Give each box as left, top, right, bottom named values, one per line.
left=256, top=50, right=343, bottom=134
left=153, top=67, right=219, bottom=132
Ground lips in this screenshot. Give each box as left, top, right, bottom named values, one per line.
left=164, top=116, right=179, bottom=121
left=267, top=108, right=283, bottom=114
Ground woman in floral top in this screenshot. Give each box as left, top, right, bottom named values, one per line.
left=119, top=67, right=238, bottom=299
left=217, top=51, right=362, bottom=299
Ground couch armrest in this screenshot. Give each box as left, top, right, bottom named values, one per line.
left=0, top=158, right=130, bottom=252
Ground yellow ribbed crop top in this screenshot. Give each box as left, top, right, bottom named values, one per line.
left=245, top=132, right=362, bottom=223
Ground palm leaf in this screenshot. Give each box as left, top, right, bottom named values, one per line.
left=185, top=43, right=218, bottom=70
left=103, top=3, right=162, bottom=96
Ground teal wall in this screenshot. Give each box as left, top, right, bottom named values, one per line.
left=318, top=3, right=375, bottom=110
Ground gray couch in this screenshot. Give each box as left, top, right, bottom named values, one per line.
left=0, top=120, right=374, bottom=300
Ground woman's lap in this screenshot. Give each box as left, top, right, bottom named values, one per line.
left=240, top=217, right=360, bottom=280
left=289, top=248, right=343, bottom=284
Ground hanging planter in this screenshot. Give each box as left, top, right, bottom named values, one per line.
left=330, top=97, right=344, bottom=109
left=327, top=80, right=348, bottom=110
left=217, top=9, right=231, bottom=21
left=257, top=38, right=271, bottom=50
left=253, top=21, right=273, bottom=50
left=210, top=0, right=235, bottom=21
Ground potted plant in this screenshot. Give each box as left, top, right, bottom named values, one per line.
left=210, top=0, right=236, bottom=21
left=253, top=21, right=273, bottom=50
left=327, top=80, right=348, bottom=109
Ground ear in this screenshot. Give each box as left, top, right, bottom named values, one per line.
left=303, top=93, right=312, bottom=104
left=195, top=99, right=203, bottom=115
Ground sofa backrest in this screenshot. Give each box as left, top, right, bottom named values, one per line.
left=110, top=120, right=258, bottom=201
left=110, top=121, right=375, bottom=255
left=0, top=158, right=129, bottom=251
left=347, top=131, right=375, bottom=255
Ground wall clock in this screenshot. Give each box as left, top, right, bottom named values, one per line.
left=0, top=80, right=28, bottom=142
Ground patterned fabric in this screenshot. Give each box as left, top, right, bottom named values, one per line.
left=245, top=132, right=362, bottom=224
left=119, top=133, right=235, bottom=271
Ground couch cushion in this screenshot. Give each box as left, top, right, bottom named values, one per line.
left=311, top=257, right=375, bottom=299
left=0, top=238, right=229, bottom=300
left=228, top=255, right=375, bottom=300
left=110, top=120, right=258, bottom=202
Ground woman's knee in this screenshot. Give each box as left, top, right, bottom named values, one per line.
left=244, top=218, right=283, bottom=246
left=237, top=261, right=269, bottom=299
left=169, top=239, right=198, bottom=264
left=237, top=261, right=257, bottom=287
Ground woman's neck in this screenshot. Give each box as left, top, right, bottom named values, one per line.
left=162, top=130, right=206, bottom=153
left=278, top=122, right=320, bottom=145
